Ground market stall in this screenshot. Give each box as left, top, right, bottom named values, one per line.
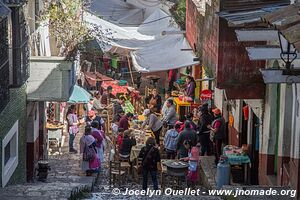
left=223, top=145, right=251, bottom=184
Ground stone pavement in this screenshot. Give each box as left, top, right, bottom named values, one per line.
left=83, top=154, right=221, bottom=200
left=200, top=156, right=217, bottom=189
left=0, top=128, right=97, bottom=200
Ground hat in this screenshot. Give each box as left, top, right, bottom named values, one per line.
left=88, top=110, right=95, bottom=117
left=142, top=109, right=151, bottom=116
left=212, top=108, right=221, bottom=115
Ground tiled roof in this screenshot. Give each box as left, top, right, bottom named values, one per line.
left=262, top=3, right=300, bottom=52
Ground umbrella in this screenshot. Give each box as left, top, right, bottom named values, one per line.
left=68, top=85, right=92, bottom=103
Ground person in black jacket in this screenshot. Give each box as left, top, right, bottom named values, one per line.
left=119, top=130, right=136, bottom=157
left=176, top=121, right=197, bottom=159
left=138, top=137, right=161, bottom=190
left=197, top=105, right=213, bottom=156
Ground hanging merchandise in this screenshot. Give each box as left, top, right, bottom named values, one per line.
left=229, top=113, right=234, bottom=127
left=111, top=55, right=118, bottom=69
left=47, top=102, right=55, bottom=121
left=243, top=105, right=249, bottom=120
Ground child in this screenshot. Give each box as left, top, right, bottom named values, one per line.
left=180, top=140, right=200, bottom=188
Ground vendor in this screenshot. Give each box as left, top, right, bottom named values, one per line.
left=207, top=108, right=225, bottom=165
left=119, top=130, right=136, bottom=157
left=185, top=76, right=196, bottom=100
left=145, top=88, right=162, bottom=113
left=101, top=86, right=116, bottom=105
left=141, top=109, right=163, bottom=146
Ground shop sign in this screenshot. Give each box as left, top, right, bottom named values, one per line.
left=200, top=89, right=213, bottom=100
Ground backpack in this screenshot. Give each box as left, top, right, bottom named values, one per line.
left=83, top=144, right=95, bottom=162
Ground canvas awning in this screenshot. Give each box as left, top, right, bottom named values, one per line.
left=130, top=35, right=199, bottom=72
left=84, top=2, right=198, bottom=73
left=27, top=57, right=74, bottom=102
left=68, top=85, right=91, bottom=104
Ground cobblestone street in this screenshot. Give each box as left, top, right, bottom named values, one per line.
left=0, top=129, right=96, bottom=200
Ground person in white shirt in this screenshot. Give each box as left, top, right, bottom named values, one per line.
left=162, top=91, right=174, bottom=117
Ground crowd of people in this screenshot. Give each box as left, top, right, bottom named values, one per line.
left=65, top=76, right=226, bottom=189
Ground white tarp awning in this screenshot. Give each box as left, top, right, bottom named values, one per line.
left=27, top=57, right=73, bottom=101
left=84, top=0, right=198, bottom=72
left=131, top=35, right=198, bottom=72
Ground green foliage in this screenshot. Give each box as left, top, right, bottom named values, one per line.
left=170, top=0, right=186, bottom=30
left=41, top=0, right=91, bottom=55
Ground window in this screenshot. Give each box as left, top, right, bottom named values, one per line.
left=2, top=121, right=19, bottom=187
left=4, top=142, right=11, bottom=165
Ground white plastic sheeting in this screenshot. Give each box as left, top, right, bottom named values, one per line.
left=84, top=0, right=198, bottom=72
left=131, top=35, right=199, bottom=72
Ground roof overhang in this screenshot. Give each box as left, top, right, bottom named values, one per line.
left=260, top=69, right=300, bottom=83
left=27, top=57, right=74, bottom=102
left=261, top=3, right=300, bottom=52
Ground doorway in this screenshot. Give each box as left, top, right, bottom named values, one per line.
left=250, top=113, right=260, bottom=185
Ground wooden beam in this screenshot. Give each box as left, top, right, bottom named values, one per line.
left=260, top=69, right=300, bottom=83
left=246, top=46, right=300, bottom=60
left=235, top=29, right=278, bottom=41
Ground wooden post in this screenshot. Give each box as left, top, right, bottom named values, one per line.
left=126, top=55, right=135, bottom=85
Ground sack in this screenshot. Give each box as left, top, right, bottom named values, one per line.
left=210, top=130, right=215, bottom=142
left=83, top=145, right=95, bottom=161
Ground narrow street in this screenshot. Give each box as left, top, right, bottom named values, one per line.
left=0, top=0, right=300, bottom=200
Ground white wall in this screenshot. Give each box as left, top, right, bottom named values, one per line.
left=291, top=83, right=300, bottom=159
left=2, top=121, right=19, bottom=187
left=261, top=84, right=278, bottom=155
left=278, top=84, right=293, bottom=158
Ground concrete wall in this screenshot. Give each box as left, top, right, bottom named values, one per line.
left=0, top=85, right=27, bottom=187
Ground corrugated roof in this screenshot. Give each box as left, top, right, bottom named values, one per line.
left=218, top=4, right=288, bottom=27
left=221, top=0, right=290, bottom=12
left=0, top=2, right=10, bottom=20
left=262, top=3, right=300, bottom=52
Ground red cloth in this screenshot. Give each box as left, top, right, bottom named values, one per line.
left=117, top=134, right=124, bottom=149
left=168, top=70, right=176, bottom=82
left=102, top=81, right=128, bottom=96
left=119, top=116, right=129, bottom=131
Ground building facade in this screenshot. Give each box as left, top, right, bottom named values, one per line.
left=186, top=0, right=300, bottom=194
left=0, top=0, right=29, bottom=187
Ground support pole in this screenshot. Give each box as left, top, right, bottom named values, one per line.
left=126, top=54, right=135, bottom=85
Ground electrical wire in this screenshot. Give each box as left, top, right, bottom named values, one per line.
left=117, top=15, right=172, bottom=25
